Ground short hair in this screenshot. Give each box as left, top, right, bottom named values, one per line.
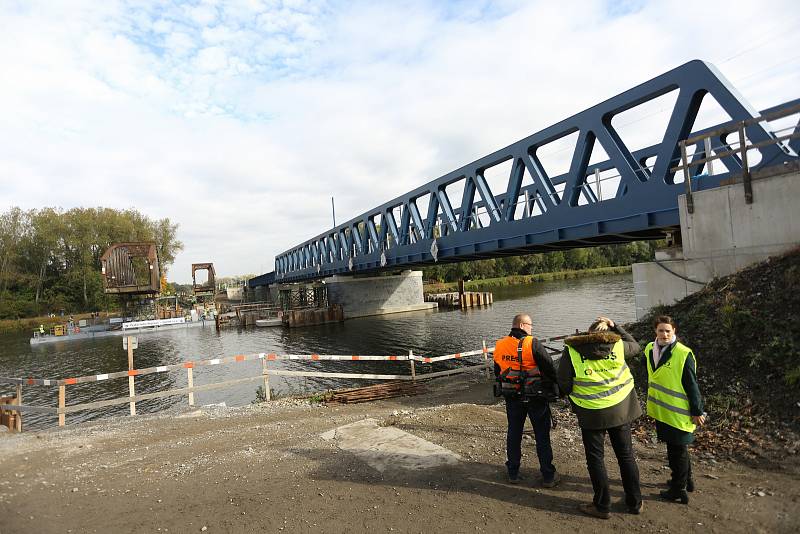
left=653, top=315, right=677, bottom=329
left=512, top=314, right=530, bottom=328
left=588, top=319, right=609, bottom=332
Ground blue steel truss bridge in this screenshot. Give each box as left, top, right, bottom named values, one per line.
left=274, top=60, right=799, bottom=284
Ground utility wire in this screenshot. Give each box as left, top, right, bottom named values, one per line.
left=718, top=19, right=800, bottom=64
left=653, top=258, right=707, bottom=286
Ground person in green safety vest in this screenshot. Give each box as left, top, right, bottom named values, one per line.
left=39, top=324, right=45, bottom=336
left=558, top=316, right=643, bottom=519
left=645, top=315, right=706, bottom=505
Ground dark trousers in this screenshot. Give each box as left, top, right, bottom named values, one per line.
left=580, top=424, right=642, bottom=512
left=505, top=398, right=555, bottom=480
left=666, top=443, right=692, bottom=490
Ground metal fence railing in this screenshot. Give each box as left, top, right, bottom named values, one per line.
left=672, top=102, right=800, bottom=213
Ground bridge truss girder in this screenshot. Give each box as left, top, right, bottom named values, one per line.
left=276, top=60, right=799, bottom=283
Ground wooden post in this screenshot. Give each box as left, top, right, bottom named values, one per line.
left=15, top=384, right=22, bottom=432
left=127, top=336, right=136, bottom=416
left=409, top=350, right=416, bottom=382
left=482, top=339, right=491, bottom=378
left=261, top=359, right=271, bottom=401
left=58, top=385, right=65, bottom=427
left=127, top=336, right=134, bottom=369
left=187, top=367, right=195, bottom=406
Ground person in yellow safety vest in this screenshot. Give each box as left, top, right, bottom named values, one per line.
left=493, top=313, right=560, bottom=487
left=558, top=316, right=643, bottom=519
left=645, top=315, right=706, bottom=505
left=39, top=324, right=45, bottom=335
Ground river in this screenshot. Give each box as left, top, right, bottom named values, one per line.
left=0, top=274, right=635, bottom=430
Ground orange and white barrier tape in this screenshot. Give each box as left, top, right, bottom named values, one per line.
left=0, top=346, right=496, bottom=387
left=0, top=334, right=572, bottom=388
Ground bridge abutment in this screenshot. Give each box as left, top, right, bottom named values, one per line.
left=324, top=270, right=437, bottom=319
left=633, top=168, right=800, bottom=319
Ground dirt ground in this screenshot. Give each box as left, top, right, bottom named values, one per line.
left=1, top=369, right=798, bottom=534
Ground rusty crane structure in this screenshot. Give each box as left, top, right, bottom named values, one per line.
left=191, top=263, right=216, bottom=297
left=100, top=243, right=162, bottom=320
left=100, top=243, right=161, bottom=294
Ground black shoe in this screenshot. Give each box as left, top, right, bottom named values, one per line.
left=542, top=471, right=561, bottom=488
left=660, top=488, right=689, bottom=504
left=664, top=478, right=694, bottom=492
left=627, top=502, right=643, bottom=515
left=508, top=472, right=523, bottom=484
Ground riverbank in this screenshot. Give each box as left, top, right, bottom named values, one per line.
left=423, top=266, right=631, bottom=293
left=1, top=367, right=797, bottom=533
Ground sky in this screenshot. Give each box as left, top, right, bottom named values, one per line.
left=1, top=0, right=798, bottom=283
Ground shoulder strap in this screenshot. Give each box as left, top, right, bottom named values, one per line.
left=518, top=336, right=540, bottom=369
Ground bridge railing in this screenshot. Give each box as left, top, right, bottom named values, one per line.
left=274, top=60, right=799, bottom=282
left=452, top=101, right=799, bottom=233
left=674, top=101, right=800, bottom=213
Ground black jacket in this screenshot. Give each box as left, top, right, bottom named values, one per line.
left=646, top=339, right=704, bottom=444
left=558, top=324, right=642, bottom=430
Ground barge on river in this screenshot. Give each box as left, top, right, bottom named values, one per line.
left=30, top=317, right=210, bottom=346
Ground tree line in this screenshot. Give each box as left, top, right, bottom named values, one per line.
left=421, top=241, right=661, bottom=282
left=0, top=207, right=183, bottom=319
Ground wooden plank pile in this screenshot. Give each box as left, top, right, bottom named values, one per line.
left=326, top=381, right=426, bottom=404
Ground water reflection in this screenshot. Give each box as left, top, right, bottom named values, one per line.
left=0, top=274, right=634, bottom=429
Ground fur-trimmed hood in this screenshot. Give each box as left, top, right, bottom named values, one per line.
left=564, top=331, right=621, bottom=360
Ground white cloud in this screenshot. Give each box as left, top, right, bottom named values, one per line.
left=1, top=0, right=798, bottom=282
left=194, top=45, right=230, bottom=72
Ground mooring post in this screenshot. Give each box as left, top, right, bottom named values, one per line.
left=187, top=366, right=194, bottom=406
left=261, top=358, right=271, bottom=401
left=127, top=336, right=136, bottom=416
left=58, top=385, right=65, bottom=427
left=15, top=383, right=22, bottom=432
left=409, top=350, right=416, bottom=382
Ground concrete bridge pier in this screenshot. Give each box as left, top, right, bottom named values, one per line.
left=324, top=270, right=437, bottom=319
left=633, top=167, right=800, bottom=320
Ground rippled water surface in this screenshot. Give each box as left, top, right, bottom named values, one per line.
left=0, top=274, right=635, bottom=429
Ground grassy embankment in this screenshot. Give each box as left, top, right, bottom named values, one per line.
left=423, top=265, right=631, bottom=293
left=625, top=247, right=800, bottom=433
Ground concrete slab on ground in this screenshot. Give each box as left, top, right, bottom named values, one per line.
left=320, top=417, right=461, bottom=472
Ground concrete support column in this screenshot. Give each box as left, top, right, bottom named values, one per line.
left=633, top=170, right=800, bottom=319
left=324, top=270, right=437, bottom=319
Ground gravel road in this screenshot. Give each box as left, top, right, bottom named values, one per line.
left=1, top=368, right=797, bottom=533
